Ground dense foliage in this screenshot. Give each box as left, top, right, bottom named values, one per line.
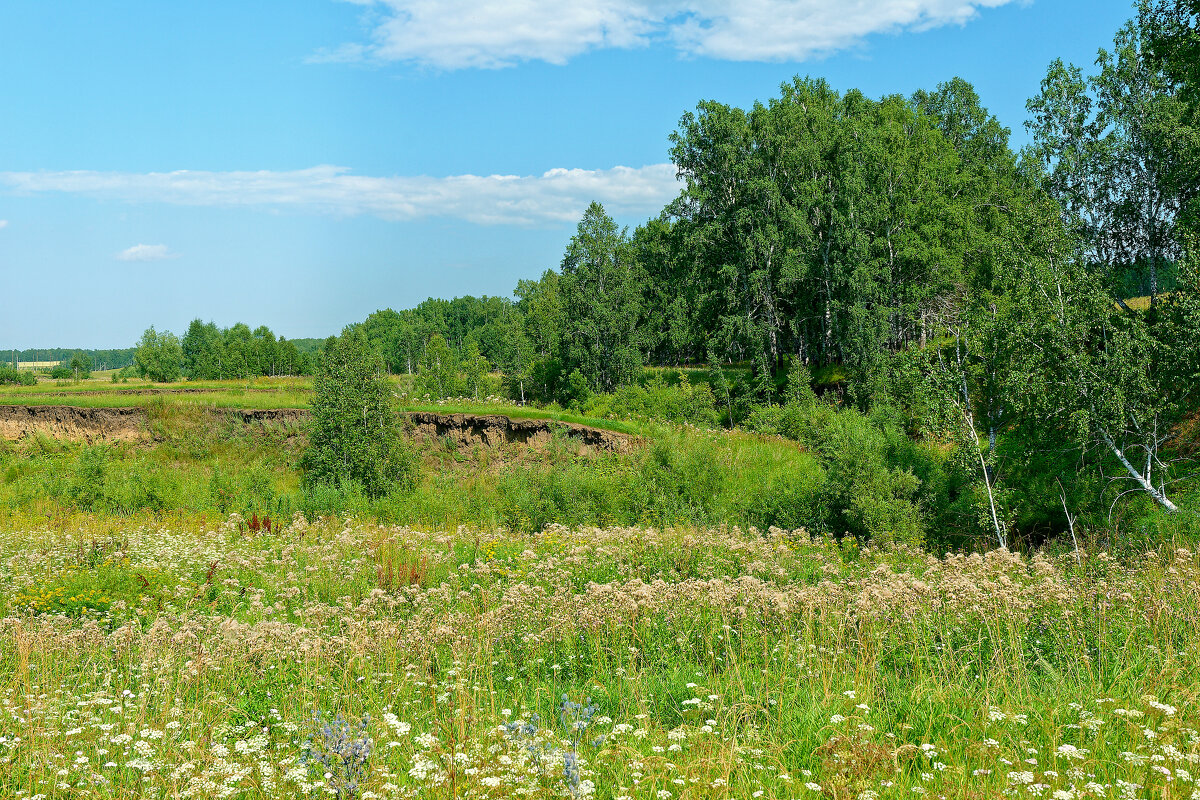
left=132, top=326, right=183, bottom=383
left=181, top=319, right=312, bottom=379
left=0, top=365, right=37, bottom=386
left=301, top=330, right=416, bottom=498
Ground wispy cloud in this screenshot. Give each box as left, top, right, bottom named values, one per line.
left=1, top=164, right=680, bottom=226
left=117, top=244, right=176, bottom=262
left=0, top=220, right=8, bottom=229
left=324, top=0, right=1018, bottom=69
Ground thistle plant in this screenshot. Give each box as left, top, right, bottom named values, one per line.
left=302, top=712, right=373, bottom=800
left=502, top=696, right=603, bottom=797
left=559, top=695, right=600, bottom=794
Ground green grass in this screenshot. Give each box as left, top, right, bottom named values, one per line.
left=0, top=398, right=825, bottom=536
left=0, top=376, right=315, bottom=409
left=1, top=374, right=1198, bottom=798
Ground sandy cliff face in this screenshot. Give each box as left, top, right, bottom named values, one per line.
left=0, top=405, right=149, bottom=443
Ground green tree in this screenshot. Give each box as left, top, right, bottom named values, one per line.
left=69, top=351, right=92, bottom=380
left=1027, top=18, right=1195, bottom=301
left=416, top=333, right=458, bottom=399
left=253, top=326, right=278, bottom=376
left=133, top=326, right=183, bottom=383
left=277, top=337, right=303, bottom=376
left=506, top=322, right=535, bottom=404
left=181, top=319, right=223, bottom=380
left=1143, top=0, right=1200, bottom=105
left=669, top=77, right=975, bottom=398
left=222, top=323, right=255, bottom=379
left=514, top=270, right=564, bottom=359
left=301, top=329, right=412, bottom=498
left=998, top=239, right=1193, bottom=514
left=1142, top=0, right=1200, bottom=240
left=461, top=336, right=490, bottom=401
left=559, top=202, right=644, bottom=392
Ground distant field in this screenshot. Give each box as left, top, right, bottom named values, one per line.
left=0, top=376, right=315, bottom=409
left=1119, top=293, right=1182, bottom=311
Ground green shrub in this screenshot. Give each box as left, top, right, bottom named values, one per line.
left=300, top=479, right=374, bottom=520
left=584, top=371, right=718, bottom=427
left=0, top=365, right=36, bottom=386
left=102, top=459, right=181, bottom=514
left=745, top=400, right=928, bottom=545
left=303, top=329, right=418, bottom=498
left=739, top=468, right=828, bottom=532
left=69, top=446, right=109, bottom=511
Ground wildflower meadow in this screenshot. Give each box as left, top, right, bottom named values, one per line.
left=2, top=515, right=1198, bottom=799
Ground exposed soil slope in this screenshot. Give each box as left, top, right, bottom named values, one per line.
left=0, top=405, right=634, bottom=452
left=406, top=411, right=633, bottom=453
left=0, top=405, right=149, bottom=443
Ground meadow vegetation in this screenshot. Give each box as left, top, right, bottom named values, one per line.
left=3, top=3, right=1200, bottom=797
left=2, top=517, right=1199, bottom=799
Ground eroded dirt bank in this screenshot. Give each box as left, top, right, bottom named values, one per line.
left=406, top=411, right=632, bottom=453
left=0, top=405, right=633, bottom=452
left=0, top=405, right=149, bottom=443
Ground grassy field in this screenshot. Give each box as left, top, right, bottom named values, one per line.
left=0, top=398, right=822, bottom=536
left=2, top=381, right=1198, bottom=798
left=1, top=517, right=1198, bottom=799
left=0, top=376, right=315, bottom=410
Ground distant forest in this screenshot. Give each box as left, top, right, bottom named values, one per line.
left=4, top=337, right=326, bottom=377
left=5, top=348, right=137, bottom=371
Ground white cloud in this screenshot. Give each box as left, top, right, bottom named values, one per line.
left=0, top=219, right=7, bottom=229
left=326, top=0, right=1018, bottom=69
left=1, top=164, right=680, bottom=226
left=116, top=244, right=175, bottom=262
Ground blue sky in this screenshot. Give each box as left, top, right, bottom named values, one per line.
left=0, top=0, right=1138, bottom=348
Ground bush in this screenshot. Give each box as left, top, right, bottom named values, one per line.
left=0, top=365, right=36, bottom=386
left=69, top=446, right=108, bottom=511
left=303, top=329, right=419, bottom=498
left=583, top=372, right=718, bottom=427
left=746, top=399, right=927, bottom=546
left=739, top=469, right=828, bottom=532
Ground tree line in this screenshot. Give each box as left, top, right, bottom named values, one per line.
left=340, top=2, right=1199, bottom=526
left=355, top=7, right=1196, bottom=383
left=4, top=348, right=135, bottom=372
left=132, top=322, right=321, bottom=382
left=123, top=2, right=1198, bottom=538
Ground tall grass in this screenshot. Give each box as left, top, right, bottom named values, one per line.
left=1, top=518, right=1197, bottom=798
left=0, top=421, right=825, bottom=535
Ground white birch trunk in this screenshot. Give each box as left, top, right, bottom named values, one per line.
left=1101, top=429, right=1179, bottom=513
